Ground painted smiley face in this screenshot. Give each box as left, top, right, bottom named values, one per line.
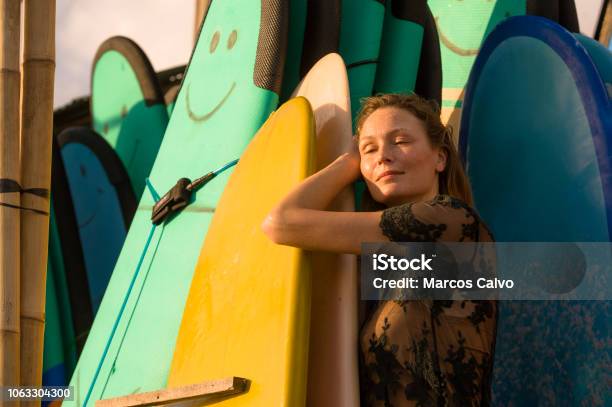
left=62, top=145, right=104, bottom=229
left=61, top=139, right=129, bottom=311
left=144, top=0, right=283, bottom=191
left=431, top=0, right=523, bottom=57
left=91, top=40, right=168, bottom=198
left=428, top=0, right=525, bottom=88
left=186, top=29, right=240, bottom=122
left=92, top=52, right=142, bottom=147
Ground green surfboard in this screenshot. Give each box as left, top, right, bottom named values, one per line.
left=428, top=0, right=525, bottom=130
left=279, top=0, right=307, bottom=102
left=339, top=0, right=386, bottom=119
left=42, top=207, right=78, bottom=389
left=429, top=0, right=579, bottom=131
left=374, top=0, right=441, bottom=105
left=91, top=37, right=168, bottom=198
left=68, top=1, right=289, bottom=405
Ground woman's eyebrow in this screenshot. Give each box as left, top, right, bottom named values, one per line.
left=386, top=128, right=411, bottom=137
left=358, top=135, right=376, bottom=143
left=360, top=128, right=412, bottom=141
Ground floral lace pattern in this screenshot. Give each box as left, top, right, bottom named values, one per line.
left=360, top=194, right=497, bottom=406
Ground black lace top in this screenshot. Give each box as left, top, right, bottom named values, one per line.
left=360, top=194, right=497, bottom=406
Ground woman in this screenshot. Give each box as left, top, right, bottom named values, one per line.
left=262, top=93, right=497, bottom=406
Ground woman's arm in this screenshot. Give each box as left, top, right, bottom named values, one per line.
left=261, top=149, right=388, bottom=254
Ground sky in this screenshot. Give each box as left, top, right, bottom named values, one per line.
left=52, top=0, right=606, bottom=108
left=54, top=0, right=196, bottom=107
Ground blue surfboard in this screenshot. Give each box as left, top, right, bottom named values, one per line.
left=58, top=127, right=136, bottom=313
left=460, top=16, right=611, bottom=406
left=42, top=137, right=93, bottom=392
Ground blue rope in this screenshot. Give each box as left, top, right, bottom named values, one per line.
left=213, top=158, right=238, bottom=175
left=145, top=177, right=161, bottom=201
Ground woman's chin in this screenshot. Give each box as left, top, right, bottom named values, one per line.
left=380, top=188, right=429, bottom=206
left=366, top=183, right=410, bottom=206
left=373, top=191, right=405, bottom=207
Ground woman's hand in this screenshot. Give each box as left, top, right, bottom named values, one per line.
left=329, top=135, right=362, bottom=183
left=347, top=134, right=362, bottom=179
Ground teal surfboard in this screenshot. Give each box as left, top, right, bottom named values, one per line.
left=58, top=128, right=136, bottom=313
left=299, top=0, right=341, bottom=82
left=42, top=136, right=94, bottom=393
left=374, top=0, right=441, bottom=105
left=164, top=85, right=179, bottom=116
left=338, top=0, right=385, bottom=209
left=49, top=136, right=93, bottom=355
left=91, top=37, right=168, bottom=198
left=42, top=207, right=77, bottom=390
left=68, top=1, right=289, bottom=404
left=429, top=0, right=578, bottom=130
left=279, top=0, right=307, bottom=102
left=339, top=0, right=385, bottom=119
left=460, top=16, right=611, bottom=405
left=43, top=247, right=67, bottom=388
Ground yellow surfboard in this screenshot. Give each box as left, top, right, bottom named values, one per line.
left=168, top=97, right=315, bottom=406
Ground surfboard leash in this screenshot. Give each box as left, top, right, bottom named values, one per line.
left=84, top=158, right=239, bottom=406
left=150, top=158, right=239, bottom=225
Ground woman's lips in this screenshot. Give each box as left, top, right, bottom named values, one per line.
left=377, top=170, right=404, bottom=181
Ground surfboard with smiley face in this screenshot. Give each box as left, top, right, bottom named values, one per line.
left=429, top=0, right=525, bottom=133
left=58, top=127, right=136, bottom=314
left=91, top=37, right=169, bottom=198
left=68, top=1, right=289, bottom=404
left=430, top=0, right=579, bottom=135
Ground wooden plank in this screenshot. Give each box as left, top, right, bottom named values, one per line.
left=96, top=377, right=248, bottom=407
left=597, top=0, right=611, bottom=47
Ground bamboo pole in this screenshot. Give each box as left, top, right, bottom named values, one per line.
left=19, top=0, right=55, bottom=393
left=0, top=0, right=21, bottom=394
left=194, top=0, right=211, bottom=43
left=597, top=0, right=611, bottom=47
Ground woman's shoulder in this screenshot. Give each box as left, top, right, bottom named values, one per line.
left=379, top=194, right=495, bottom=242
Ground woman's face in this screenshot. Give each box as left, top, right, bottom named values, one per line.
left=358, top=106, right=446, bottom=207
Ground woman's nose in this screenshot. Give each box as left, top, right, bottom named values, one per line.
left=375, top=144, right=393, bottom=164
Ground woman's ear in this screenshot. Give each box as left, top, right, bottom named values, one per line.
left=436, top=148, right=448, bottom=173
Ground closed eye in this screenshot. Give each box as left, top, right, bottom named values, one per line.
left=360, top=143, right=376, bottom=154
